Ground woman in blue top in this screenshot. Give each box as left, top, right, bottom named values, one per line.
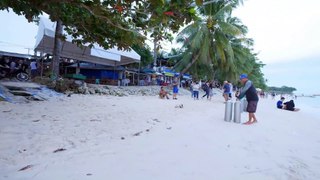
left=172, top=77, right=179, bottom=100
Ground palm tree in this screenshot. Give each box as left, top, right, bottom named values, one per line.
left=174, top=0, right=244, bottom=79
left=215, top=16, right=252, bottom=81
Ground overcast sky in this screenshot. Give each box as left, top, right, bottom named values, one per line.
left=0, top=1, right=320, bottom=94
left=233, top=0, right=320, bottom=94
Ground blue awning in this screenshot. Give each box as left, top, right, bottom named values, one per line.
left=141, top=68, right=155, bottom=74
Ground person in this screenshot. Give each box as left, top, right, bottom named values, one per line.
left=9, top=60, right=17, bottom=78
left=283, top=100, right=300, bottom=111
left=277, top=97, right=300, bottom=111
left=16, top=59, right=28, bottom=75
left=172, top=77, right=179, bottom=100
left=159, top=86, right=169, bottom=99
left=201, top=81, right=210, bottom=99
left=123, top=78, right=129, bottom=86
left=228, top=81, right=233, bottom=100
left=277, top=97, right=285, bottom=109
left=236, top=74, right=259, bottom=125
left=30, top=60, right=38, bottom=79
left=208, top=82, right=214, bottom=100
left=0, top=57, right=10, bottom=78
left=192, top=81, right=200, bottom=100
left=222, top=81, right=230, bottom=102
left=189, top=81, right=194, bottom=98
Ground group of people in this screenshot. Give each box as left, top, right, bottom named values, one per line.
left=158, top=73, right=303, bottom=125
left=159, top=78, right=217, bottom=101
left=159, top=77, right=179, bottom=100
left=0, top=57, right=38, bottom=79
left=277, top=97, right=299, bottom=111
left=158, top=73, right=301, bottom=125
left=158, top=74, right=260, bottom=126
left=189, top=81, right=215, bottom=100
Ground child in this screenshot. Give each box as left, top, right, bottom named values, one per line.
left=277, top=97, right=285, bottom=109
left=159, top=86, right=169, bottom=99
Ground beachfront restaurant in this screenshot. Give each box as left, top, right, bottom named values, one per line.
left=64, top=63, right=142, bottom=86
left=33, top=17, right=141, bottom=85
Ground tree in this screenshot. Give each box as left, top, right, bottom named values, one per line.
left=131, top=44, right=153, bottom=68
left=174, top=0, right=243, bottom=79
left=268, top=86, right=297, bottom=94
left=0, top=0, right=198, bottom=77
left=172, top=0, right=266, bottom=89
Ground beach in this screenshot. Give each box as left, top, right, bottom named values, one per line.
left=1, top=91, right=320, bottom=180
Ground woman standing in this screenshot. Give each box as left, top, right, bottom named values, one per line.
left=172, top=77, right=179, bottom=100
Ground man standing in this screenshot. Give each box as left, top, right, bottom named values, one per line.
left=237, top=74, right=259, bottom=125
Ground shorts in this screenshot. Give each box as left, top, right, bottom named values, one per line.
left=247, top=101, right=258, bottom=113
left=173, top=86, right=179, bottom=93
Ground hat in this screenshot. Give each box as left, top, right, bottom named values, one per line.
left=281, top=97, right=285, bottom=100
left=239, top=74, right=248, bottom=80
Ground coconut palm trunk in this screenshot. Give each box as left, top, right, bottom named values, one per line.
left=51, top=19, right=63, bottom=80
left=179, top=53, right=200, bottom=78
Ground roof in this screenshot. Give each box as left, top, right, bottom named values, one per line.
left=67, top=63, right=125, bottom=70
left=34, top=17, right=140, bottom=66
left=0, top=50, right=34, bottom=59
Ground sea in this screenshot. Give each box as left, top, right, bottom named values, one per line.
left=294, top=96, right=320, bottom=118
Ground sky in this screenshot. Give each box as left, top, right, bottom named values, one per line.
left=0, top=10, right=38, bottom=54
left=0, top=1, right=320, bottom=94
left=233, top=0, right=320, bottom=95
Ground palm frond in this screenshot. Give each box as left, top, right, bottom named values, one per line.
left=218, top=21, right=242, bottom=36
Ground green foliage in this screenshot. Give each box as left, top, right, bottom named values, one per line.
left=1, top=0, right=267, bottom=88
left=0, top=0, right=200, bottom=77
left=174, top=1, right=243, bottom=78
left=268, top=86, right=297, bottom=94
left=0, top=0, right=197, bottom=50
left=172, top=0, right=267, bottom=90
left=131, top=44, right=153, bottom=67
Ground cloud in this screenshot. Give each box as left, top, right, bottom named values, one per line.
left=234, top=0, right=320, bottom=63
left=263, top=57, right=320, bottom=94
left=0, top=10, right=38, bottom=54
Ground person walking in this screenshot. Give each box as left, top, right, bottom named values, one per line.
left=236, top=74, right=259, bottom=125
left=208, top=82, right=214, bottom=100
left=201, top=81, right=210, bottom=99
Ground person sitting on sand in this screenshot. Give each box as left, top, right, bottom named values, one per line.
left=159, top=86, right=169, bottom=99
left=277, top=97, right=300, bottom=111
left=283, top=100, right=300, bottom=111
left=277, top=97, right=285, bottom=109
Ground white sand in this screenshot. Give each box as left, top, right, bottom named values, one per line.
left=1, top=93, right=320, bottom=180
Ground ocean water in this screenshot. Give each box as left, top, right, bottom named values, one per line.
left=294, top=96, right=320, bottom=118
left=296, top=96, right=320, bottom=108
